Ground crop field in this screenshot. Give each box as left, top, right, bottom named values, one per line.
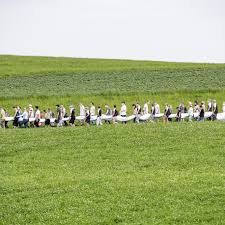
left=1, top=55, right=225, bottom=224
left=1, top=55, right=225, bottom=113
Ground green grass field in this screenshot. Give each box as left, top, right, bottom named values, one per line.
left=1, top=55, right=225, bottom=224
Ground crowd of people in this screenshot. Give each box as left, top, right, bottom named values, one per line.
left=0, top=100, right=225, bottom=128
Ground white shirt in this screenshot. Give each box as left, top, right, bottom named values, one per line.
left=80, top=105, right=85, bottom=116
left=143, top=103, right=148, bottom=114
left=120, top=104, right=127, bottom=116
left=35, top=110, right=40, bottom=119
left=155, top=104, right=160, bottom=114
left=90, top=105, right=95, bottom=116
left=208, top=102, right=212, bottom=109
left=22, top=111, right=28, bottom=120
left=223, top=104, right=225, bottom=113
left=188, top=107, right=193, bottom=115
left=29, top=107, right=34, bottom=118
left=62, top=107, right=66, bottom=117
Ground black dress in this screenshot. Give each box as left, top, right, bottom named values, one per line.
left=69, top=109, right=75, bottom=124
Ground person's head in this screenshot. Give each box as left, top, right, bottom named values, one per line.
left=98, top=106, right=101, bottom=109
left=132, top=104, right=136, bottom=107
left=194, top=101, right=198, bottom=106
left=114, top=105, right=116, bottom=108
left=47, top=108, right=51, bottom=111
left=35, top=106, right=39, bottom=109
left=43, top=110, right=46, bottom=113
left=91, top=102, right=94, bottom=106
left=24, top=107, right=27, bottom=111
left=188, top=102, right=192, bottom=107
left=105, top=104, right=109, bottom=108
left=56, top=104, right=59, bottom=108
left=29, top=104, right=32, bottom=108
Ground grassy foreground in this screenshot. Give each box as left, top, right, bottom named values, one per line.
left=1, top=55, right=225, bottom=224
left=1, top=123, right=225, bottom=225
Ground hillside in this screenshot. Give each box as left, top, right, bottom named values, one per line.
left=0, top=55, right=225, bottom=112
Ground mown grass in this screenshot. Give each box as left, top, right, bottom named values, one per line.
left=1, top=123, right=225, bottom=225
left=1, top=55, right=225, bottom=224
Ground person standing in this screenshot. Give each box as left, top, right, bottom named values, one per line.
left=56, top=105, right=60, bottom=124
left=194, top=101, right=199, bottom=112
left=45, top=108, right=53, bottom=126
left=105, top=104, right=112, bottom=124
left=96, top=106, right=102, bottom=126
left=176, top=106, right=182, bottom=122
left=198, top=101, right=205, bottom=122
left=90, top=102, right=96, bottom=125
left=22, top=108, right=29, bottom=128
left=13, top=106, right=18, bottom=128
left=143, top=101, right=149, bottom=115
left=188, top=102, right=194, bottom=122
left=120, top=102, right=127, bottom=124
left=79, top=103, right=85, bottom=125
left=132, top=104, right=137, bottom=123
left=69, top=105, right=75, bottom=126
left=223, top=102, right=225, bottom=113
left=155, top=102, right=160, bottom=114
left=4, top=109, right=9, bottom=128
left=136, top=103, right=141, bottom=123
left=90, top=102, right=96, bottom=116
left=57, top=105, right=64, bottom=127
left=28, top=104, right=34, bottom=127
left=0, top=106, right=6, bottom=128
left=85, top=107, right=91, bottom=125
left=212, top=100, right=218, bottom=121
left=17, top=106, right=23, bottom=128
left=61, top=105, right=68, bottom=126
left=164, top=104, right=171, bottom=123
left=168, top=105, right=173, bottom=122
left=34, top=106, right=41, bottom=127
left=207, top=100, right=212, bottom=111
left=112, top=105, right=118, bottom=124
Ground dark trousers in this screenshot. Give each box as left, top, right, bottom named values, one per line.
left=23, top=119, right=28, bottom=128
left=121, top=115, right=126, bottom=124
left=34, top=119, right=40, bottom=127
